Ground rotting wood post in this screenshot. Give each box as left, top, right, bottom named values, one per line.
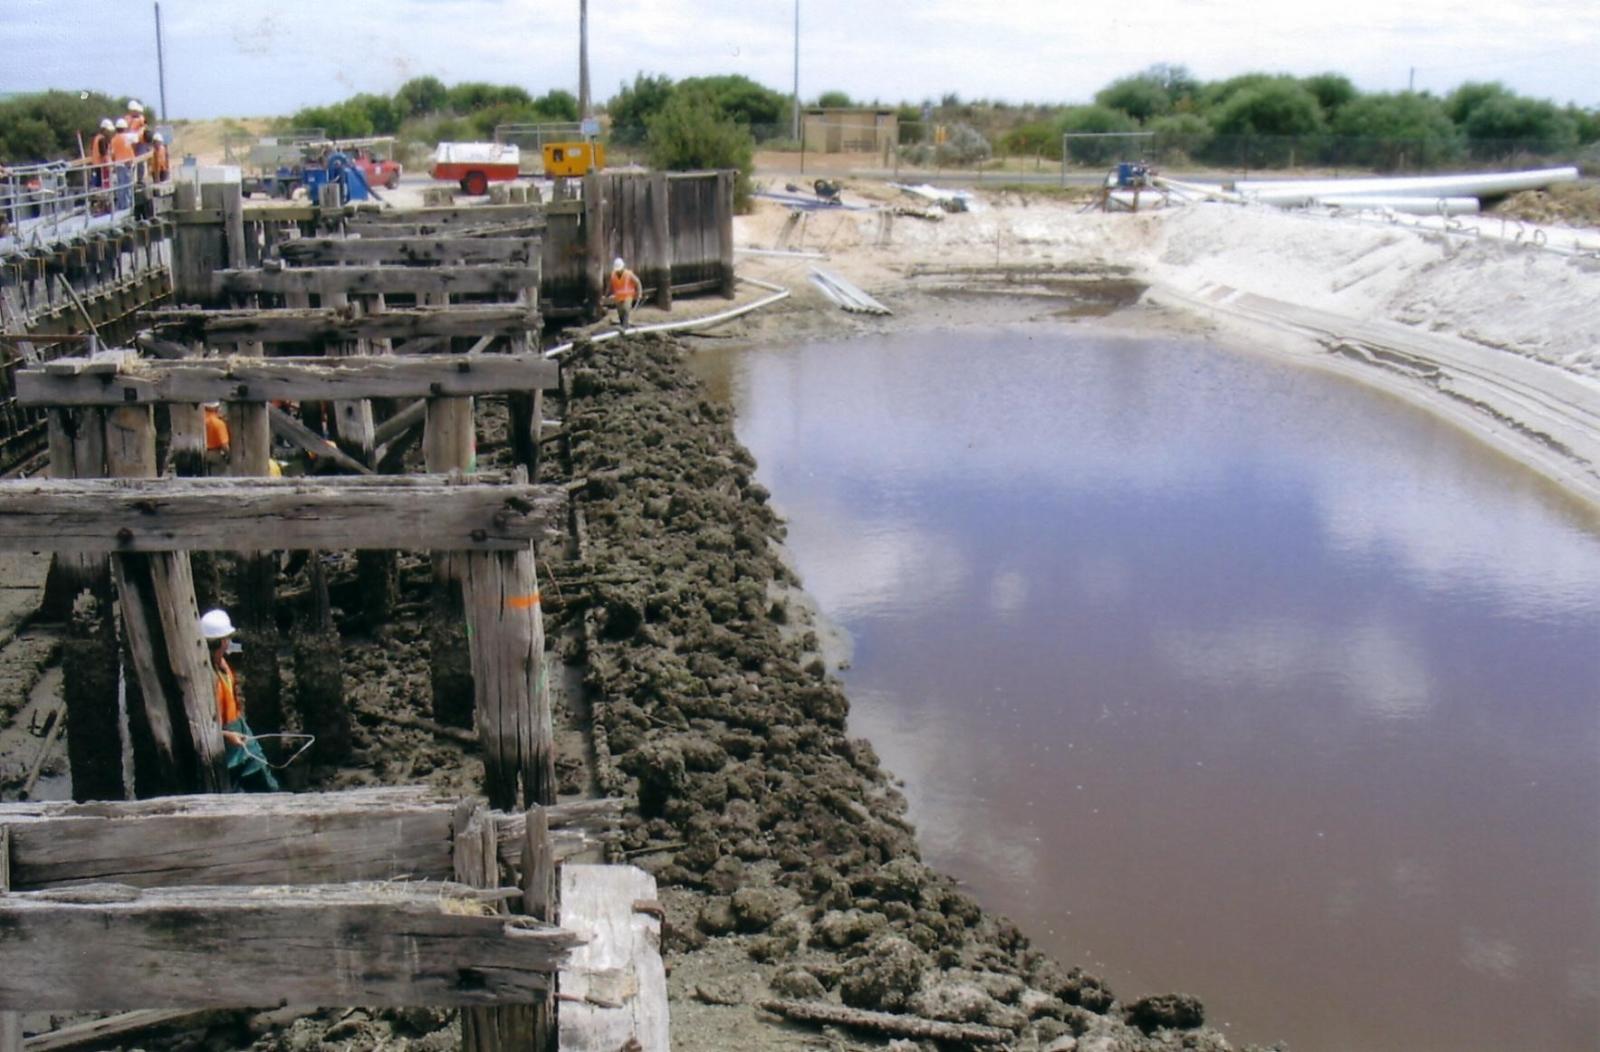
left=290, top=551, right=350, bottom=766
left=715, top=170, right=736, bottom=299
left=113, top=535, right=227, bottom=796
left=582, top=171, right=606, bottom=321
left=523, top=805, right=556, bottom=1051
left=462, top=541, right=556, bottom=811
left=40, top=408, right=108, bottom=621
left=0, top=827, right=14, bottom=1052
left=651, top=171, right=673, bottom=310
left=453, top=798, right=510, bottom=1052
left=226, top=389, right=282, bottom=747
left=425, top=396, right=477, bottom=729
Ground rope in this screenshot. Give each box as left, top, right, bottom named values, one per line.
left=242, top=732, right=317, bottom=770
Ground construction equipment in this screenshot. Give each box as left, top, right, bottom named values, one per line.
left=542, top=141, right=605, bottom=178
left=430, top=142, right=522, bottom=196
left=241, top=137, right=395, bottom=200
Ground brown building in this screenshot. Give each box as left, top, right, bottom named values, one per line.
left=802, top=108, right=899, bottom=153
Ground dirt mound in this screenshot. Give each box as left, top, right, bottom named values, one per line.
left=1491, top=182, right=1600, bottom=229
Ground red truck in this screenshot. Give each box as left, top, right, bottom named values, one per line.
left=349, top=146, right=402, bottom=190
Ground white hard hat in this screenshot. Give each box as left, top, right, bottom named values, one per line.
left=612, top=257, right=625, bottom=270
left=128, top=100, right=144, bottom=113
left=114, top=118, right=128, bottom=130
left=152, top=133, right=164, bottom=144
left=99, top=118, right=114, bottom=131
left=199, top=609, right=235, bottom=640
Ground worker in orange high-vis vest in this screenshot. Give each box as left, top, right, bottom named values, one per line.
left=200, top=608, right=279, bottom=792
left=108, top=118, right=137, bottom=210
left=608, top=257, right=642, bottom=329
left=86, top=118, right=113, bottom=189
left=126, top=99, right=146, bottom=134
left=203, top=401, right=230, bottom=473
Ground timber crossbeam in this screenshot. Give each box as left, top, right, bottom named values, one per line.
left=275, top=237, right=541, bottom=266
left=0, top=881, right=582, bottom=1011
left=0, top=475, right=565, bottom=552
left=139, top=304, right=541, bottom=342
left=17, top=351, right=560, bottom=406
left=214, top=265, right=540, bottom=297
left=0, top=788, right=626, bottom=890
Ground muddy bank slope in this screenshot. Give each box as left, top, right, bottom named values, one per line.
left=563, top=334, right=1273, bottom=1051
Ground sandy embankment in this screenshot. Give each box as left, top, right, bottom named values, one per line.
left=722, top=186, right=1600, bottom=516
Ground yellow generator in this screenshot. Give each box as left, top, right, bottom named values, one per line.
left=542, top=141, right=605, bottom=177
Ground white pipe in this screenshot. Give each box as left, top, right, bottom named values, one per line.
left=736, top=246, right=828, bottom=259
left=1313, top=195, right=1480, bottom=216
left=543, top=280, right=791, bottom=358
left=1234, top=166, right=1577, bottom=201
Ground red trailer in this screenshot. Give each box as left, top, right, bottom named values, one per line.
left=430, top=142, right=521, bottom=196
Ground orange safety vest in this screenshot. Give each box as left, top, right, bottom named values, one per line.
left=108, top=132, right=136, bottom=163
left=204, top=408, right=230, bottom=451
left=128, top=114, right=146, bottom=134
left=149, top=143, right=169, bottom=182
left=87, top=133, right=109, bottom=163
left=610, top=269, right=641, bottom=302
left=215, top=658, right=241, bottom=725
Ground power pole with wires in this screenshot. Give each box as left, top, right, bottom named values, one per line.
left=791, top=0, right=801, bottom=141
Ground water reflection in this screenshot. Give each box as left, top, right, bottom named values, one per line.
left=697, top=328, right=1600, bottom=1052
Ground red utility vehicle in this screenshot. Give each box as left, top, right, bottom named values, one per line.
left=349, top=146, right=402, bottom=190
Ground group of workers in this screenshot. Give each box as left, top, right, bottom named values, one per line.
left=83, top=99, right=168, bottom=211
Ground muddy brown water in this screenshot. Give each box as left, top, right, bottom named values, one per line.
left=694, top=327, right=1600, bottom=1052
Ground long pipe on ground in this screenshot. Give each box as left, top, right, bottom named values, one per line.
left=542, top=279, right=791, bottom=359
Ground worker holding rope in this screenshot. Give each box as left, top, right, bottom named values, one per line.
left=200, top=609, right=280, bottom=793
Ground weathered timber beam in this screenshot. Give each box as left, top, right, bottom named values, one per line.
left=0, top=476, right=565, bottom=553
left=276, top=237, right=540, bottom=266
left=17, top=353, right=560, bottom=406
left=215, top=265, right=540, bottom=297
left=0, top=882, right=581, bottom=1010
left=346, top=204, right=547, bottom=227
left=0, top=789, right=626, bottom=890
left=139, top=304, right=540, bottom=343
left=20, top=1009, right=221, bottom=1052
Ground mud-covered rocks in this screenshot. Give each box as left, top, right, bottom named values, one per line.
left=838, top=935, right=927, bottom=1012
left=696, top=896, right=738, bottom=936
left=769, top=968, right=826, bottom=999
left=731, top=885, right=796, bottom=932
left=1126, top=992, right=1205, bottom=1032
left=816, top=907, right=890, bottom=949
left=621, top=740, right=686, bottom=817
left=1057, top=966, right=1117, bottom=1013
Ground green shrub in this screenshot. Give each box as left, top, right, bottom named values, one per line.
left=1329, top=92, right=1461, bottom=169
left=646, top=93, right=754, bottom=209
left=1057, top=105, right=1138, bottom=165
left=0, top=90, right=134, bottom=162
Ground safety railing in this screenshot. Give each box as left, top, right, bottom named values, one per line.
left=1, top=155, right=169, bottom=250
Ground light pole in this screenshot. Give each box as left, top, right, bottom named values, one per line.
left=791, top=0, right=800, bottom=142
left=579, top=0, right=592, bottom=118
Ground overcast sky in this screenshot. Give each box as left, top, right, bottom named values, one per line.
left=5, top=0, right=1597, bottom=120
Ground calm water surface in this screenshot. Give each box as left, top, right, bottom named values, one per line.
left=694, top=328, right=1600, bottom=1052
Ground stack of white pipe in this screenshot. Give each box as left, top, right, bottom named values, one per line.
left=1153, top=166, right=1578, bottom=217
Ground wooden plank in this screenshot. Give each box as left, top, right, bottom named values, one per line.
left=18, top=354, right=561, bottom=406
left=277, top=237, right=540, bottom=266
left=755, top=1000, right=1012, bottom=1044
left=22, top=1009, right=212, bottom=1052
left=427, top=396, right=478, bottom=728
left=141, top=305, right=541, bottom=343
left=0, top=477, right=565, bottom=553
left=112, top=551, right=228, bottom=795
left=268, top=404, right=373, bottom=476
left=216, top=266, right=540, bottom=297
left=0, top=882, right=581, bottom=1011
left=558, top=865, right=669, bottom=1052
left=0, top=789, right=620, bottom=890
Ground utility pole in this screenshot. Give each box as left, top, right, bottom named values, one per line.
left=154, top=1, right=168, bottom=120
left=578, top=0, right=591, bottom=118
left=1408, top=66, right=1415, bottom=93
left=791, top=0, right=800, bottom=141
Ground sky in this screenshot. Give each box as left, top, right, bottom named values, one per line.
left=4, top=0, right=1598, bottom=120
